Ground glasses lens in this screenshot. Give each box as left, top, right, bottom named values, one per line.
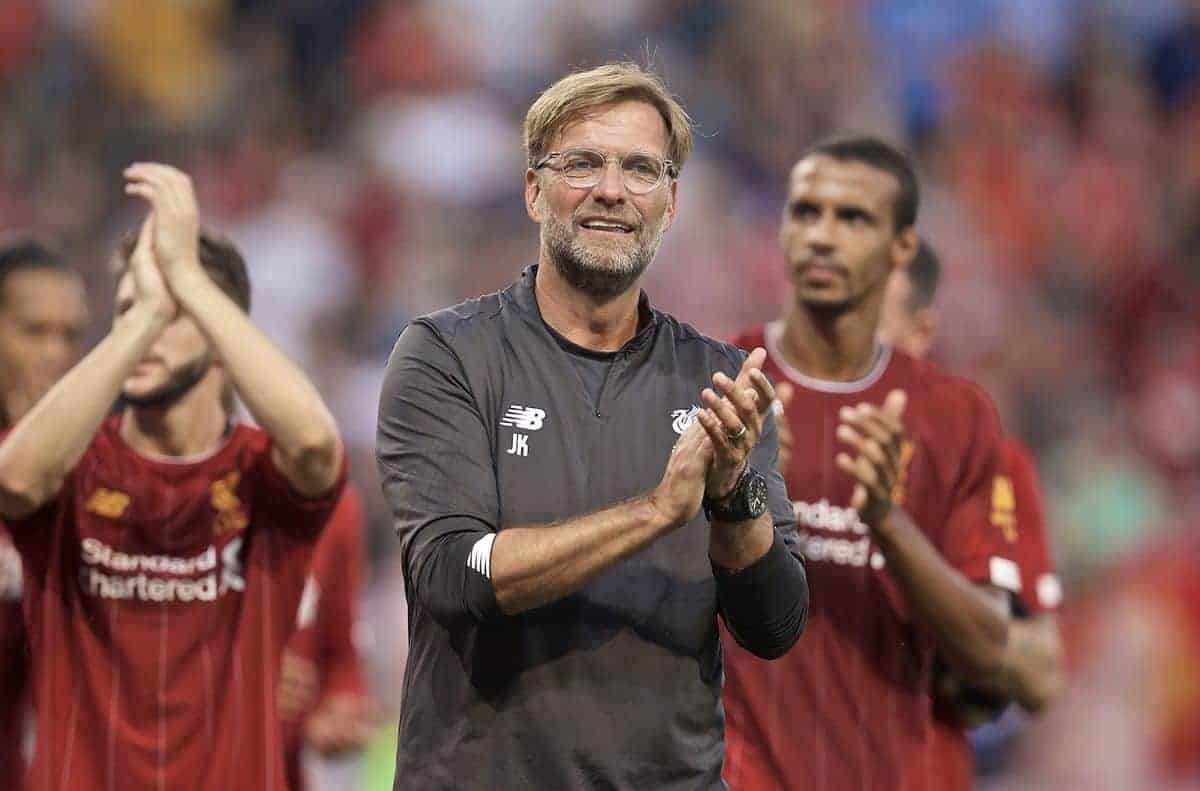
left=559, top=150, right=605, bottom=185
left=622, top=154, right=665, bottom=193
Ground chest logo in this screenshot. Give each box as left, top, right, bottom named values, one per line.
left=500, top=405, right=546, bottom=432
left=671, top=405, right=701, bottom=435
left=85, top=488, right=130, bottom=519
left=211, top=471, right=249, bottom=536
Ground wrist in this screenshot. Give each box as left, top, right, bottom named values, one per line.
left=642, top=489, right=688, bottom=532
left=707, top=460, right=749, bottom=502
left=867, top=504, right=903, bottom=544
left=160, top=256, right=204, bottom=288
left=120, top=302, right=173, bottom=335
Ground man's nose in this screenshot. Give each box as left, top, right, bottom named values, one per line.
left=591, top=160, right=626, bottom=204
left=803, top=212, right=836, bottom=251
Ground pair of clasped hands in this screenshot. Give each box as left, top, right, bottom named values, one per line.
left=656, top=347, right=906, bottom=530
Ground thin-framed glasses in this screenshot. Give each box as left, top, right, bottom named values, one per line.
left=534, top=148, right=676, bottom=195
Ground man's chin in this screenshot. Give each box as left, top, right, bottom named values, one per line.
left=556, top=255, right=647, bottom=298
left=120, top=387, right=170, bottom=409
left=797, top=289, right=853, bottom=314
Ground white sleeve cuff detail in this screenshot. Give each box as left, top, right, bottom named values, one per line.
left=467, top=533, right=497, bottom=579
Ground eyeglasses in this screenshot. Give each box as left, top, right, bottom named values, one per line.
left=534, top=148, right=676, bottom=195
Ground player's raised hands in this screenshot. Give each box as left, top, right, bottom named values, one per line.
left=835, top=389, right=907, bottom=529
left=696, top=347, right=775, bottom=500
left=126, top=211, right=178, bottom=324
left=123, top=163, right=201, bottom=283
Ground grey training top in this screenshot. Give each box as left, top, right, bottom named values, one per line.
left=377, top=266, right=803, bottom=790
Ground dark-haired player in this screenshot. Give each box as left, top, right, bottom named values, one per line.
left=0, top=163, right=344, bottom=791
left=721, top=137, right=1019, bottom=790
left=878, top=239, right=1064, bottom=788
left=0, top=239, right=88, bottom=789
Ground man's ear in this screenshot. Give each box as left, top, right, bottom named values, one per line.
left=910, top=307, right=938, bottom=358
left=525, top=169, right=543, bottom=223
left=892, top=226, right=918, bottom=271
left=660, top=177, right=679, bottom=233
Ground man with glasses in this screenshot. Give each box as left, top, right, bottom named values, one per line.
left=377, top=62, right=808, bottom=790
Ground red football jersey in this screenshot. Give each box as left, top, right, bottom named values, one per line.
left=721, top=322, right=1020, bottom=791
left=1, top=526, right=28, bottom=790
left=7, top=416, right=343, bottom=791
left=1000, top=439, right=1060, bottom=617
left=925, top=436, right=1062, bottom=791
left=280, top=485, right=368, bottom=791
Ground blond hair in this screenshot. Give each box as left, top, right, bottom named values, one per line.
left=524, top=63, right=693, bottom=173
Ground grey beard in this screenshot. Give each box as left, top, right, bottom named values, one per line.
left=542, top=214, right=664, bottom=299
left=121, top=354, right=213, bottom=410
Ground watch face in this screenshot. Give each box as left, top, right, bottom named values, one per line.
left=747, top=474, right=769, bottom=517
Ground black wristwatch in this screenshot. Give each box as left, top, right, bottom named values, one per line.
left=703, top=466, right=769, bottom=523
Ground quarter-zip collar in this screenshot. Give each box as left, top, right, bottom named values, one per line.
left=505, top=265, right=660, bottom=356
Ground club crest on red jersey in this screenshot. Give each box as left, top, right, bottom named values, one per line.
left=211, top=471, right=249, bottom=536
left=85, top=487, right=130, bottom=519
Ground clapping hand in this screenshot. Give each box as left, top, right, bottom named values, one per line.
left=834, top=389, right=907, bottom=529
left=695, top=347, right=775, bottom=500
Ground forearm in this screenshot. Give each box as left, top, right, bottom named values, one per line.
left=0, top=307, right=165, bottom=517
left=872, top=508, right=1010, bottom=676
left=971, top=615, right=1064, bottom=713
left=492, top=494, right=676, bottom=615
left=171, top=269, right=341, bottom=490
left=716, top=531, right=808, bottom=659
left=709, top=512, right=775, bottom=571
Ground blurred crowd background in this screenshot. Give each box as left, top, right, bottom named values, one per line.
left=4, top=0, right=1200, bottom=787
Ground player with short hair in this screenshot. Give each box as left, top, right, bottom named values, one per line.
left=721, top=136, right=1018, bottom=790
left=0, top=163, right=345, bottom=791
left=0, top=238, right=89, bottom=789
left=879, top=238, right=1065, bottom=788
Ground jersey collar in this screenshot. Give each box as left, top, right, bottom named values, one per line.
left=763, top=319, right=892, bottom=394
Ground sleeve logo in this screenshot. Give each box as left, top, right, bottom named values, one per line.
left=990, top=475, right=1018, bottom=542
left=85, top=488, right=131, bottom=519
left=500, top=405, right=546, bottom=431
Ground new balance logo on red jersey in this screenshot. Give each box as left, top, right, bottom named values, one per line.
left=500, top=405, right=546, bottom=431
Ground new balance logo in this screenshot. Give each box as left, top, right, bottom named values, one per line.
left=467, top=534, right=496, bottom=579
left=500, top=405, right=546, bottom=431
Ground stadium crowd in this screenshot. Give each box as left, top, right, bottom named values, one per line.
left=2, top=0, right=1200, bottom=787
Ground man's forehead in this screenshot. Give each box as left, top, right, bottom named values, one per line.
left=3, top=268, right=83, bottom=305
left=554, top=100, right=669, bottom=154
left=787, top=155, right=899, bottom=204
